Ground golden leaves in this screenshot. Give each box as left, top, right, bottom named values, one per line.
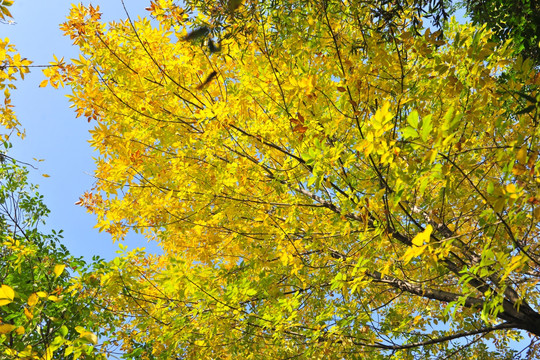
left=0, top=324, right=16, bottom=334
left=516, top=145, right=528, bottom=164
left=513, top=145, right=537, bottom=176
left=27, top=293, right=39, bottom=307
left=49, top=1, right=540, bottom=357
left=0, top=284, right=14, bottom=306
left=402, top=225, right=433, bottom=264
left=0, top=37, right=29, bottom=139
left=0, top=0, right=13, bottom=22
left=53, top=264, right=66, bottom=278
left=24, top=307, right=34, bottom=320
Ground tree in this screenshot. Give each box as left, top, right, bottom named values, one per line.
left=0, top=152, right=112, bottom=359
left=48, top=0, right=540, bottom=358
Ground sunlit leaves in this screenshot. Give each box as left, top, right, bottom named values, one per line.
left=0, top=284, right=14, bottom=306
left=0, top=0, right=13, bottom=22
left=50, top=0, right=540, bottom=358
left=402, top=225, right=433, bottom=264
left=53, top=264, right=66, bottom=278
left=0, top=37, right=30, bottom=139
left=76, top=327, right=98, bottom=345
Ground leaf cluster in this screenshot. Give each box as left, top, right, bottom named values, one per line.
left=0, top=150, right=111, bottom=359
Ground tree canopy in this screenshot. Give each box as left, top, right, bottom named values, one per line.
left=42, top=0, right=540, bottom=358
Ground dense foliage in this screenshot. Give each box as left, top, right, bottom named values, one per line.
left=40, top=0, right=540, bottom=358
left=465, top=0, right=540, bottom=65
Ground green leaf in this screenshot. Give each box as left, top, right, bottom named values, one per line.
left=421, top=115, right=433, bottom=142
left=401, top=126, right=418, bottom=139
left=407, top=110, right=420, bottom=128
left=59, top=325, right=68, bottom=337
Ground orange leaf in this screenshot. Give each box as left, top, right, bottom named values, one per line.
left=293, top=125, right=308, bottom=134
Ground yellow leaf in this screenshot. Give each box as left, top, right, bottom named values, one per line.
left=372, top=102, right=393, bottom=129
left=412, top=225, right=433, bottom=247
left=53, top=264, right=66, bottom=278
left=15, top=326, right=24, bottom=335
left=36, top=291, right=47, bottom=298
left=0, top=285, right=14, bottom=306
left=64, top=346, right=74, bottom=356
left=0, top=324, right=15, bottom=334
left=506, top=183, right=516, bottom=193
left=48, top=295, right=60, bottom=302
left=75, top=326, right=85, bottom=334
left=402, top=225, right=433, bottom=264
left=42, top=346, right=53, bottom=360
left=27, top=293, right=38, bottom=307
left=516, top=146, right=527, bottom=164
left=80, top=331, right=98, bottom=345
left=402, top=244, right=427, bottom=264
left=24, top=307, right=33, bottom=320
left=39, top=79, right=48, bottom=88
left=18, top=345, right=33, bottom=357
left=534, top=207, right=540, bottom=220
left=42, top=174, right=50, bottom=178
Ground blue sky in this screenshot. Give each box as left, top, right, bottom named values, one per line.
left=3, top=0, right=160, bottom=260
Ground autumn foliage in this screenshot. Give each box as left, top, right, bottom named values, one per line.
left=40, top=0, right=540, bottom=358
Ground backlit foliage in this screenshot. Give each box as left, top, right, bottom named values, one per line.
left=49, top=0, right=540, bottom=358
left=0, top=39, right=29, bottom=139
left=0, top=0, right=27, bottom=140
